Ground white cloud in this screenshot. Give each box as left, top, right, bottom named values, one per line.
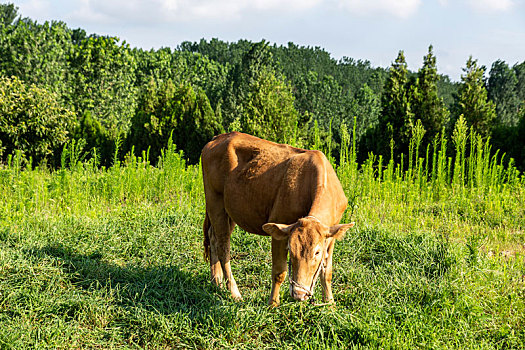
left=466, top=0, right=516, bottom=12
left=69, top=0, right=174, bottom=24
left=67, top=0, right=322, bottom=24
left=18, top=0, right=52, bottom=19
left=338, top=0, right=422, bottom=19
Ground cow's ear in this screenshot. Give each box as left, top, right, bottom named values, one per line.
left=328, top=223, right=355, bottom=240
left=262, top=223, right=294, bottom=240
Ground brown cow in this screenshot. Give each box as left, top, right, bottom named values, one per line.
left=201, top=132, right=354, bottom=306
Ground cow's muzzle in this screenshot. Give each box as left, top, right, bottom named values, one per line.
left=287, top=253, right=325, bottom=302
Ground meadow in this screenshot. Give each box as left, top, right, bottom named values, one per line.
left=0, top=125, right=524, bottom=349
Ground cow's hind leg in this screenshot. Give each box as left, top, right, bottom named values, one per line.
left=208, top=207, right=242, bottom=300
left=204, top=210, right=224, bottom=286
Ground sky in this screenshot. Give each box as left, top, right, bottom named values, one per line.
left=7, top=0, right=525, bottom=81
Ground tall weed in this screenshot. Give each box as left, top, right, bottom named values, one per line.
left=0, top=125, right=523, bottom=348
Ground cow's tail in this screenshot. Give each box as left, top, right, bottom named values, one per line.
left=203, top=210, right=211, bottom=263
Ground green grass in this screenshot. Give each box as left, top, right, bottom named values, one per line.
left=0, top=131, right=524, bottom=348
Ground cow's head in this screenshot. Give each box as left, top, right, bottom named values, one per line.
left=262, top=217, right=354, bottom=301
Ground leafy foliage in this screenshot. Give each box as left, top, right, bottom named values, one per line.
left=240, top=65, right=300, bottom=144
left=129, top=78, right=223, bottom=163
left=411, top=46, right=449, bottom=142
left=221, top=41, right=301, bottom=144
left=455, top=57, right=496, bottom=138
left=0, top=76, right=75, bottom=163
left=377, top=51, right=414, bottom=157
left=488, top=60, right=521, bottom=127
left=0, top=3, right=18, bottom=26
left=73, top=111, right=112, bottom=165
left=0, top=15, right=73, bottom=99
left=69, top=35, right=137, bottom=139
left=0, top=4, right=524, bottom=170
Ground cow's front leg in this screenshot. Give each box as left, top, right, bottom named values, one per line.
left=320, top=238, right=336, bottom=304
left=220, top=257, right=242, bottom=301
left=269, top=238, right=288, bottom=307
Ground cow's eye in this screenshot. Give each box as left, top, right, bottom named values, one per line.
left=315, top=250, right=320, bottom=256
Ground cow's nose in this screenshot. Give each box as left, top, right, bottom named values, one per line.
left=292, top=289, right=309, bottom=301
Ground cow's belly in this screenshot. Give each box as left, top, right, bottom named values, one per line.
left=223, top=181, right=308, bottom=235
left=223, top=181, right=272, bottom=236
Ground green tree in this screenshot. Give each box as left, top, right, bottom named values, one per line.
left=354, top=83, right=381, bottom=142
left=412, top=46, right=449, bottom=142
left=129, top=79, right=223, bottom=163
left=292, top=71, right=352, bottom=150
left=513, top=61, right=525, bottom=103
left=378, top=50, right=414, bottom=157
left=178, top=52, right=229, bottom=111
left=0, top=3, right=18, bottom=26
left=133, top=47, right=187, bottom=88
left=436, top=74, right=458, bottom=110
left=223, top=41, right=302, bottom=144
left=489, top=60, right=525, bottom=171
left=179, top=38, right=252, bottom=68
left=0, top=17, right=73, bottom=100
left=133, top=48, right=228, bottom=111
left=455, top=57, right=496, bottom=138
left=516, top=109, right=525, bottom=170
left=240, top=65, right=300, bottom=144
left=0, top=76, right=75, bottom=163
left=73, top=111, right=112, bottom=164
left=488, top=60, right=520, bottom=127
left=69, top=35, right=137, bottom=140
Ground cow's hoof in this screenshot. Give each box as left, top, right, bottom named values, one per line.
left=211, top=276, right=223, bottom=287
left=232, top=293, right=243, bottom=302
left=324, top=299, right=336, bottom=309
left=268, top=300, right=280, bottom=308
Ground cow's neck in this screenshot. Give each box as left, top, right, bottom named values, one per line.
left=307, top=195, right=334, bottom=226
left=305, top=210, right=332, bottom=226
left=304, top=215, right=321, bottom=223
left=306, top=163, right=336, bottom=226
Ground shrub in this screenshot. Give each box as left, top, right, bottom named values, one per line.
left=73, top=111, right=114, bottom=166
left=129, top=78, right=224, bottom=164
left=0, top=76, right=75, bottom=164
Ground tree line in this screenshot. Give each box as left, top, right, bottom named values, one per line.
left=1, top=3, right=524, bottom=170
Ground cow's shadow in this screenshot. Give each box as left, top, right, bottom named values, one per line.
left=29, top=242, right=235, bottom=319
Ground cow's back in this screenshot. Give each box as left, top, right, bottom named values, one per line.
left=201, top=132, right=346, bottom=235
left=201, top=132, right=290, bottom=195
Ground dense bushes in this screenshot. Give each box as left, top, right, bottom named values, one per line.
left=0, top=76, right=75, bottom=163
left=129, top=79, right=223, bottom=164
left=0, top=4, right=524, bottom=170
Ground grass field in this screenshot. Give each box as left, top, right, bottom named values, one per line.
left=1, top=130, right=524, bottom=349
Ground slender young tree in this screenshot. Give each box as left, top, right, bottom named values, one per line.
left=224, top=41, right=301, bottom=144
left=456, top=57, right=496, bottom=138
left=412, top=45, right=449, bottom=142
left=488, top=60, right=520, bottom=127
left=378, top=50, right=414, bottom=156
left=514, top=61, right=525, bottom=103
